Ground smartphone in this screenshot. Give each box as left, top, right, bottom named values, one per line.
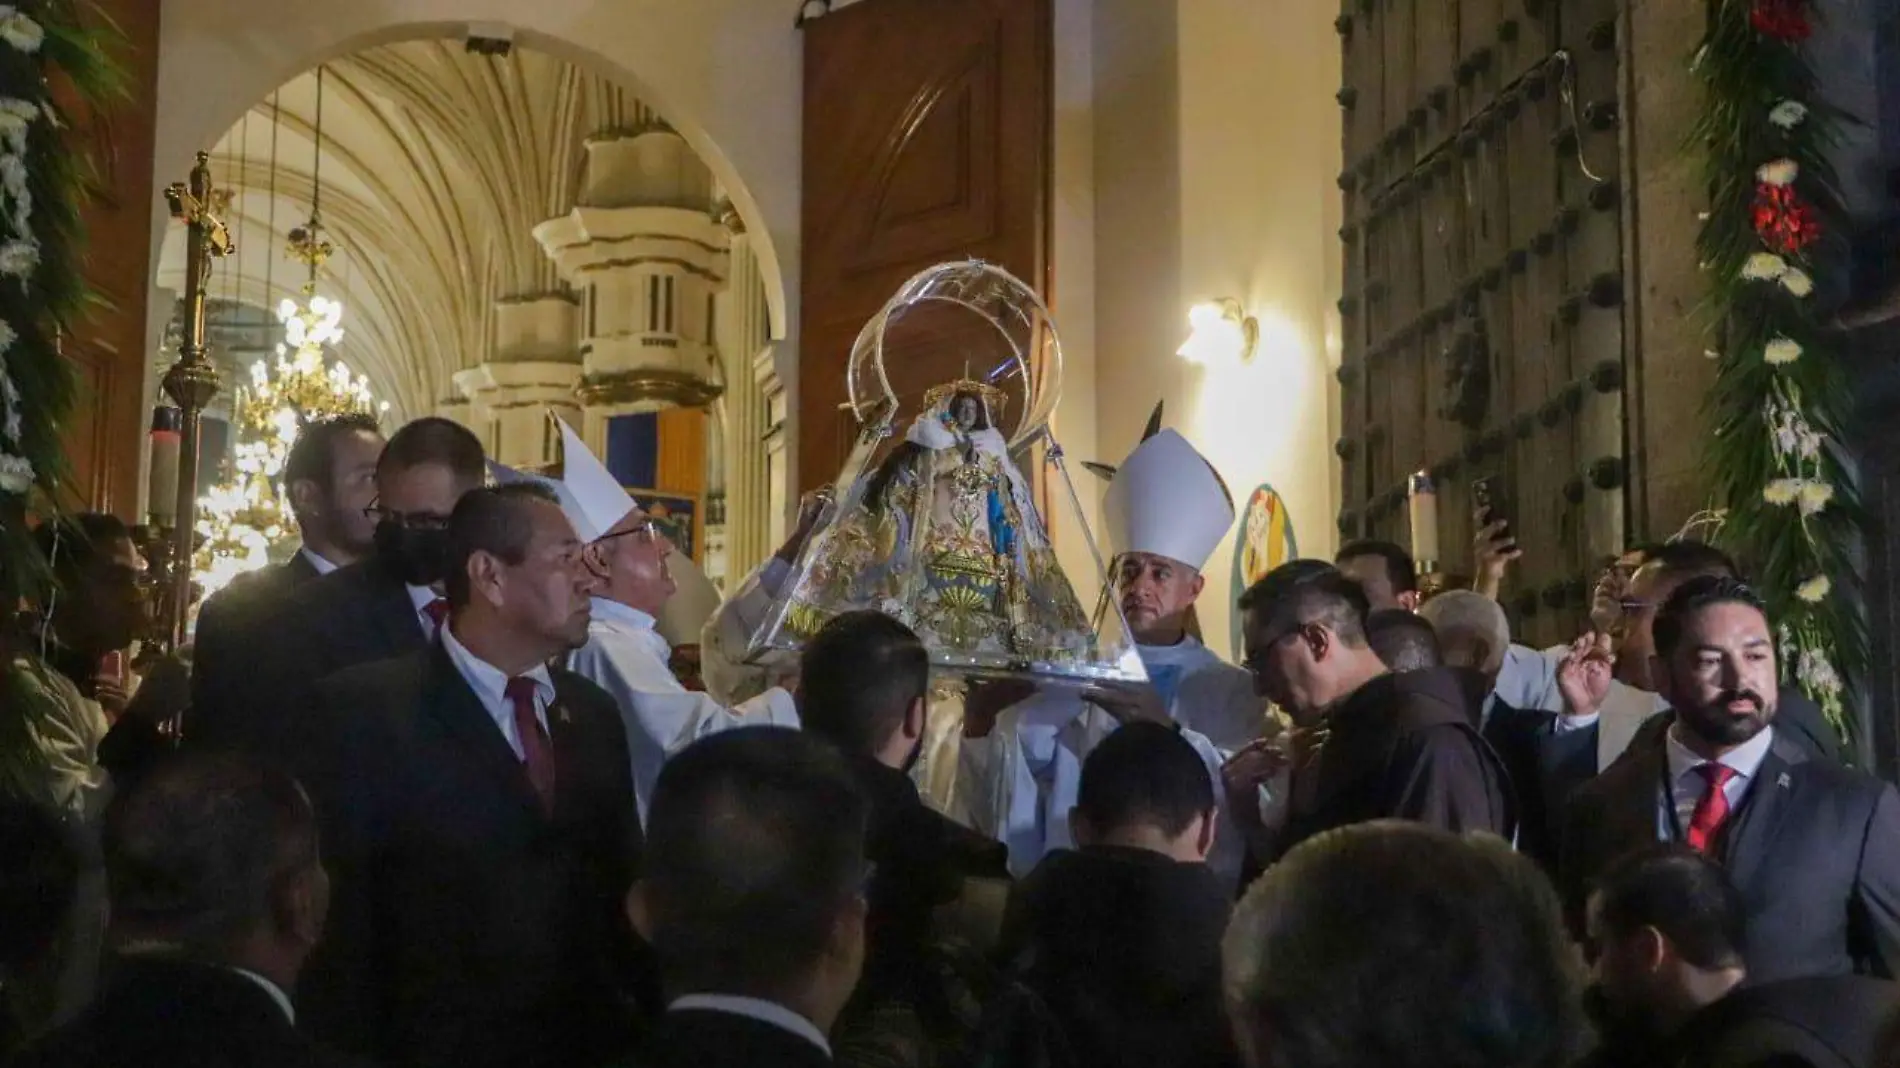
left=1473, top=476, right=1515, bottom=548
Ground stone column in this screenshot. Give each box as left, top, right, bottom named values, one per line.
left=717, top=223, right=776, bottom=580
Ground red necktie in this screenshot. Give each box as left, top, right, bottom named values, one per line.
left=503, top=677, right=557, bottom=813
left=423, top=597, right=450, bottom=633
left=1686, top=763, right=1738, bottom=854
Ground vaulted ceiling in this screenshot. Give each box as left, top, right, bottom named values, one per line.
left=153, top=39, right=695, bottom=421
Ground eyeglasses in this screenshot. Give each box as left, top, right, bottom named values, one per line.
left=594, top=518, right=663, bottom=547
left=363, top=504, right=451, bottom=531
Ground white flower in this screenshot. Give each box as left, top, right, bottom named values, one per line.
left=1704, top=348, right=1722, bottom=360
left=1764, top=337, right=1803, bottom=365
left=1798, top=480, right=1834, bottom=516
left=1796, top=575, right=1831, bottom=603
left=1798, top=428, right=1824, bottom=460
left=1763, top=479, right=1803, bottom=506
left=1768, top=100, right=1809, bottom=130
left=0, top=318, right=15, bottom=352
left=1756, top=158, right=1800, bottom=187
left=0, top=237, right=36, bottom=277
left=0, top=8, right=44, bottom=53
left=0, top=450, right=30, bottom=493
left=1743, top=252, right=1789, bottom=280
left=1780, top=267, right=1815, bottom=298
left=1796, top=648, right=1843, bottom=694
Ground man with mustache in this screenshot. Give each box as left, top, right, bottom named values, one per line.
left=959, top=427, right=1274, bottom=890
left=1559, top=575, right=1900, bottom=984
left=296, top=484, right=649, bottom=1068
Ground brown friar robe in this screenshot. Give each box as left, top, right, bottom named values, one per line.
left=1279, top=666, right=1516, bottom=858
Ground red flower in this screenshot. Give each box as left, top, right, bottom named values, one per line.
left=1751, top=0, right=1812, bottom=41
left=1752, top=182, right=1820, bottom=254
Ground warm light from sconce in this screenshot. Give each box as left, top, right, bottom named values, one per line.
left=1177, top=298, right=1260, bottom=365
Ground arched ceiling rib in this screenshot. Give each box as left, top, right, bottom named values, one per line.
left=154, top=40, right=706, bottom=420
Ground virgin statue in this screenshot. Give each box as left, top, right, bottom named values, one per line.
left=776, top=378, right=1095, bottom=669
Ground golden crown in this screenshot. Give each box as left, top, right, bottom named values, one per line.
left=922, top=378, right=1008, bottom=415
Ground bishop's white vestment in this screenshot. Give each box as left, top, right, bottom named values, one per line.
left=957, top=636, right=1273, bottom=889
left=569, top=596, right=797, bottom=824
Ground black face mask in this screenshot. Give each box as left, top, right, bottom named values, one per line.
left=374, top=517, right=452, bottom=588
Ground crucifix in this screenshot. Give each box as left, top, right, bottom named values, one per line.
left=157, top=151, right=235, bottom=650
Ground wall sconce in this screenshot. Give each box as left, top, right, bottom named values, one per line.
left=1177, top=298, right=1260, bottom=365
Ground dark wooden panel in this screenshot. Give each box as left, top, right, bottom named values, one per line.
left=799, top=0, right=1052, bottom=492
left=53, top=0, right=161, bottom=518
left=1337, top=0, right=1625, bottom=643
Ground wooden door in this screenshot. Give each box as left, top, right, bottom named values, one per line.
left=798, top=0, right=1053, bottom=492
left=1334, top=0, right=1627, bottom=647
left=56, top=0, right=161, bottom=518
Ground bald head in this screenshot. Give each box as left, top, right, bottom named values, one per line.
left=1419, top=591, right=1510, bottom=680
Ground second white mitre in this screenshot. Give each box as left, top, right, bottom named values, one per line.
left=958, top=428, right=1273, bottom=888
left=495, top=419, right=797, bottom=825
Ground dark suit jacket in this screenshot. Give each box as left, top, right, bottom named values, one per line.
left=1674, top=975, right=1900, bottom=1068
left=1484, top=700, right=1600, bottom=873
left=633, top=1008, right=830, bottom=1068
left=1560, top=720, right=1900, bottom=985
left=230, top=557, right=429, bottom=765
left=6, top=955, right=367, bottom=1068
left=299, top=644, right=652, bottom=1068
left=188, top=552, right=321, bottom=753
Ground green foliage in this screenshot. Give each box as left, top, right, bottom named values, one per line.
left=0, top=0, right=123, bottom=625
left=1692, top=0, right=1863, bottom=741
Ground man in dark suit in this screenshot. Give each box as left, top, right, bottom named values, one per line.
left=226, top=416, right=485, bottom=765
left=1238, top=563, right=1515, bottom=855
left=629, top=727, right=870, bottom=1068
left=298, top=483, right=650, bottom=1068
left=9, top=752, right=361, bottom=1068
left=1583, top=845, right=1900, bottom=1068
left=1561, top=576, right=1900, bottom=985
left=189, top=413, right=384, bottom=752
left=797, top=611, right=1012, bottom=1062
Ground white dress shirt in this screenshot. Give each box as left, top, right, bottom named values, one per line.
left=669, top=994, right=830, bottom=1055
left=569, top=596, right=797, bottom=823
left=407, top=583, right=447, bottom=641
left=958, top=636, right=1275, bottom=888
left=1659, top=724, right=1776, bottom=841
left=441, top=624, right=555, bottom=760
left=298, top=547, right=340, bottom=577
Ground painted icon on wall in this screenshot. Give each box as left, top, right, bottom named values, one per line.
left=1230, top=483, right=1299, bottom=655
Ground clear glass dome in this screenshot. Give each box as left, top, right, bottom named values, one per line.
left=747, top=260, right=1143, bottom=687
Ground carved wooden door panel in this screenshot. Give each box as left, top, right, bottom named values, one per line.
left=798, top=0, right=1052, bottom=493
left=54, top=0, right=161, bottom=518
left=1334, top=0, right=1627, bottom=646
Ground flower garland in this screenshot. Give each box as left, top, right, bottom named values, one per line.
left=1695, top=0, right=1862, bottom=740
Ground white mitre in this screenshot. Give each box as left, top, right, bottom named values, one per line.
left=488, top=418, right=638, bottom=542
left=1101, top=428, right=1235, bottom=571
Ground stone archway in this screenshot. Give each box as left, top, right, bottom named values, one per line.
left=149, top=1, right=798, bottom=344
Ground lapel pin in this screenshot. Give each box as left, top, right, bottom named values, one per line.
left=1777, top=772, right=1791, bottom=789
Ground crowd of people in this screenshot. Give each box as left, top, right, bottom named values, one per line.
left=3, top=409, right=1899, bottom=1068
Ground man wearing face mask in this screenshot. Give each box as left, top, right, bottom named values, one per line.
left=496, top=420, right=797, bottom=823
left=239, top=417, right=486, bottom=764
left=960, top=425, right=1274, bottom=890
left=1560, top=576, right=1900, bottom=984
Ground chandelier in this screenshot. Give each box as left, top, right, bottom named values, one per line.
left=193, top=66, right=385, bottom=598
